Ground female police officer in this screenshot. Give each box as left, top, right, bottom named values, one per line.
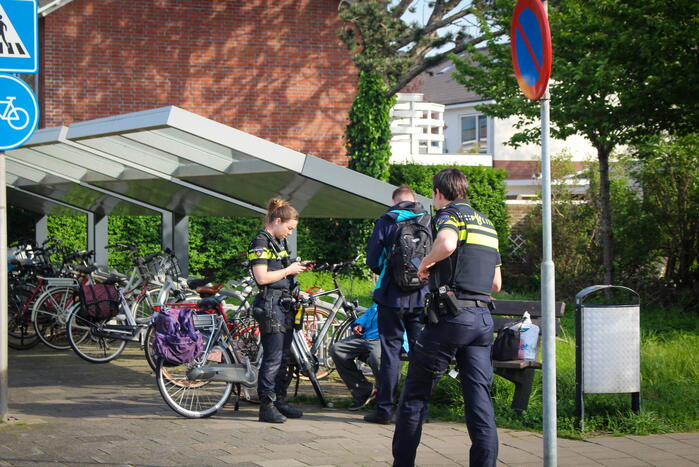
left=247, top=198, right=310, bottom=423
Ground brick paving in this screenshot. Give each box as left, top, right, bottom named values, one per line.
left=1, top=346, right=697, bottom=466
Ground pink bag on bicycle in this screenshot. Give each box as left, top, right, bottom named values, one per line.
left=79, top=284, right=120, bottom=320
left=152, top=307, right=203, bottom=365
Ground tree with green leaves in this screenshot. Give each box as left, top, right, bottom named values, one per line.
left=338, top=0, right=506, bottom=181
left=631, top=134, right=699, bottom=294
left=451, top=0, right=699, bottom=284
left=346, top=71, right=395, bottom=181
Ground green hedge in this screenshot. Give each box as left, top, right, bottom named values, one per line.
left=12, top=163, right=509, bottom=278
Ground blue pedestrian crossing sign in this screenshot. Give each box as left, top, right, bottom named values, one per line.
left=0, top=74, right=38, bottom=150
left=0, top=0, right=38, bottom=73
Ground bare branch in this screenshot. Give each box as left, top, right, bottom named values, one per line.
left=386, top=30, right=506, bottom=97
left=393, top=6, right=477, bottom=51
left=390, top=0, right=415, bottom=19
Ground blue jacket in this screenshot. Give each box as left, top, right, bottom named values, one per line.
left=353, top=303, right=409, bottom=351
left=366, top=201, right=430, bottom=309
left=353, top=303, right=380, bottom=340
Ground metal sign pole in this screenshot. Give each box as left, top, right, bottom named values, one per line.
left=541, top=88, right=557, bottom=465
left=0, top=151, right=8, bottom=421
left=540, top=1, right=557, bottom=461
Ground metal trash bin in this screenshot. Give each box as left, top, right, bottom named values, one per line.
left=575, top=285, right=640, bottom=429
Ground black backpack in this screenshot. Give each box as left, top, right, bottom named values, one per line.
left=388, top=214, right=433, bottom=291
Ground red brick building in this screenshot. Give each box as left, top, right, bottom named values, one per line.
left=38, top=0, right=356, bottom=165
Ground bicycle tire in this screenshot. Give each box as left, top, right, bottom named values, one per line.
left=301, top=300, right=344, bottom=379
left=131, top=293, right=154, bottom=321
left=8, top=285, right=41, bottom=350
left=143, top=323, right=158, bottom=371
left=32, top=286, right=75, bottom=350
left=156, top=346, right=234, bottom=418
left=67, top=304, right=128, bottom=363
left=231, top=314, right=261, bottom=364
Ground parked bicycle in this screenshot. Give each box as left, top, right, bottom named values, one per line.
left=155, top=306, right=259, bottom=418
left=65, top=277, right=152, bottom=363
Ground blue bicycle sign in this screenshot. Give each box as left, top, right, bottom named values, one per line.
left=0, top=73, right=38, bottom=150
left=1, top=95, right=29, bottom=130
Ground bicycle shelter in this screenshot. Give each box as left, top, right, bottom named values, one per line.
left=5, top=106, right=429, bottom=273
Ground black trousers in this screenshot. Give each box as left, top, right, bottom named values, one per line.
left=392, top=306, right=498, bottom=467
left=375, top=304, right=423, bottom=419
left=255, top=294, right=293, bottom=400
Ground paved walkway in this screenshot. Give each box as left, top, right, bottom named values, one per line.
left=1, top=346, right=697, bottom=466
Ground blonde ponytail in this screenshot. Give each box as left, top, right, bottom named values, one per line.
left=264, top=197, right=299, bottom=225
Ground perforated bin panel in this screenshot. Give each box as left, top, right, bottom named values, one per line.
left=582, top=306, right=640, bottom=393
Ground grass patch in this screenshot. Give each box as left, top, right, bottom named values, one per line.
left=304, top=280, right=699, bottom=437
left=431, top=301, right=699, bottom=437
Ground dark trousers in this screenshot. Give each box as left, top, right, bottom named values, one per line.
left=258, top=329, right=294, bottom=400
left=392, top=307, right=498, bottom=467
left=375, top=304, right=423, bottom=419
left=330, top=336, right=381, bottom=402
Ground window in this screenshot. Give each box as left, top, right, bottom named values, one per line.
left=460, top=115, right=489, bottom=154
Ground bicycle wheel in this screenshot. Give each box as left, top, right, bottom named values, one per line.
left=156, top=346, right=234, bottom=418
left=126, top=288, right=158, bottom=321
left=32, top=287, right=75, bottom=350
left=7, top=107, right=29, bottom=130
left=143, top=323, right=158, bottom=371
left=301, top=300, right=343, bottom=379
left=8, top=285, right=41, bottom=350
left=231, top=313, right=261, bottom=364
left=67, top=304, right=128, bottom=363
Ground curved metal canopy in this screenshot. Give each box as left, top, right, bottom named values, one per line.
left=6, top=106, right=429, bottom=218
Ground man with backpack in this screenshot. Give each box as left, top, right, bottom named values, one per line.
left=364, top=185, right=431, bottom=425
left=392, top=168, right=502, bottom=467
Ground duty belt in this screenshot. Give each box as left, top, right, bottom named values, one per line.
left=455, top=299, right=491, bottom=308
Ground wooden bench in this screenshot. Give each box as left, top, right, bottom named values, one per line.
left=491, top=300, right=566, bottom=411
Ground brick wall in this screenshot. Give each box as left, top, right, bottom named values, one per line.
left=39, top=0, right=356, bottom=165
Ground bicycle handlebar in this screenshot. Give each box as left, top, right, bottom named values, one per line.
left=105, top=243, right=139, bottom=252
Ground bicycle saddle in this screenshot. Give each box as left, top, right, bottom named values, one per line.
left=99, top=275, right=123, bottom=286
left=195, top=283, right=224, bottom=297
left=75, top=264, right=98, bottom=274
left=187, top=278, right=209, bottom=289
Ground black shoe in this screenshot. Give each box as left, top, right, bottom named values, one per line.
left=259, top=401, right=286, bottom=423
left=349, top=390, right=375, bottom=411
left=364, top=412, right=391, bottom=425
left=275, top=400, right=303, bottom=419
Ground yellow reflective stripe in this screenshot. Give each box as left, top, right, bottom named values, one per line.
left=247, top=249, right=288, bottom=261
left=466, top=232, right=499, bottom=250
left=467, top=224, right=498, bottom=236
left=247, top=250, right=275, bottom=260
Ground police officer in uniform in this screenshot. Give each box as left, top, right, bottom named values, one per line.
left=248, top=198, right=311, bottom=423
left=392, top=168, right=502, bottom=467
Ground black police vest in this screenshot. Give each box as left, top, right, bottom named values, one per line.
left=432, top=203, right=500, bottom=296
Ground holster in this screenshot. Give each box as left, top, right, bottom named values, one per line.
left=437, top=286, right=462, bottom=316
left=422, top=293, right=440, bottom=325
left=253, top=288, right=286, bottom=334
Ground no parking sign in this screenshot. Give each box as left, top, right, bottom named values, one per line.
left=511, top=0, right=552, bottom=100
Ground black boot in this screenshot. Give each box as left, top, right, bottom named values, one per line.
left=275, top=398, right=303, bottom=419
left=259, top=395, right=286, bottom=423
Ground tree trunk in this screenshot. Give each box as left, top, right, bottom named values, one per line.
left=597, top=146, right=614, bottom=285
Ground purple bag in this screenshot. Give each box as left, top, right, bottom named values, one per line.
left=152, top=307, right=203, bottom=365
left=79, top=283, right=120, bottom=320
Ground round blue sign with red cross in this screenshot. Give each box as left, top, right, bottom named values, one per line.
left=511, top=0, right=552, bottom=100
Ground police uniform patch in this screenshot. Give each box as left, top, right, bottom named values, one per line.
left=254, top=248, right=264, bottom=257
left=436, top=214, right=452, bottom=227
